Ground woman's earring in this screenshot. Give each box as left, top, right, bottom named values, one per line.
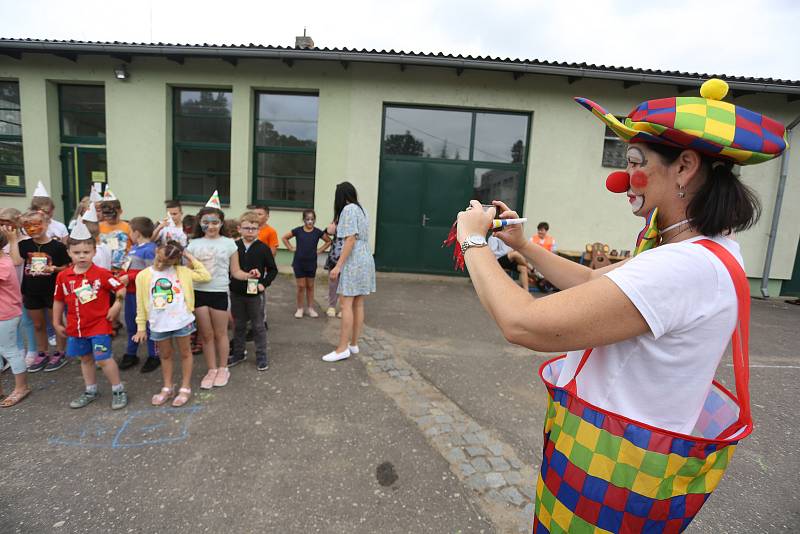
left=677, top=185, right=686, bottom=198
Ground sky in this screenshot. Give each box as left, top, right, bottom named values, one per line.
left=1, top=0, right=798, bottom=81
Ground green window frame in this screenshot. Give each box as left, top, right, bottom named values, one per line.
left=0, top=80, right=24, bottom=194
left=252, top=91, right=319, bottom=209
left=58, top=84, right=106, bottom=145
left=172, top=88, right=232, bottom=204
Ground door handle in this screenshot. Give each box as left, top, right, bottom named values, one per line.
left=421, top=214, right=430, bottom=227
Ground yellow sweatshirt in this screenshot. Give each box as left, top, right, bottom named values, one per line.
left=134, top=258, right=211, bottom=332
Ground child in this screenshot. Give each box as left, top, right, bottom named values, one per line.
left=119, top=217, right=159, bottom=372
left=30, top=181, right=69, bottom=243
left=0, top=228, right=30, bottom=407
left=324, top=220, right=344, bottom=318
left=81, top=203, right=113, bottom=270
left=248, top=204, right=278, bottom=256
left=228, top=211, right=277, bottom=371
left=281, top=209, right=331, bottom=318
left=153, top=200, right=188, bottom=247
left=97, top=191, right=132, bottom=272
left=0, top=208, right=33, bottom=364
left=133, top=241, right=210, bottom=407
left=12, top=210, right=70, bottom=372
left=187, top=202, right=258, bottom=389
left=182, top=214, right=196, bottom=238
left=68, top=196, right=90, bottom=232
left=52, top=220, right=128, bottom=410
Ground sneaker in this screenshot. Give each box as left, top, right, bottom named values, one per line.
left=213, top=367, right=230, bottom=387
left=111, top=389, right=128, bottom=410
left=322, top=348, right=350, bottom=362
left=294, top=308, right=303, bottom=319
left=69, top=390, right=99, bottom=409
left=336, top=311, right=342, bottom=318
left=307, top=308, right=319, bottom=318
left=227, top=353, right=246, bottom=367
left=348, top=345, right=360, bottom=354
left=200, top=369, right=217, bottom=390
left=140, top=357, right=161, bottom=373
left=118, top=354, right=140, bottom=370
left=27, top=352, right=49, bottom=373
left=44, top=352, right=68, bottom=372
left=326, top=307, right=336, bottom=318
left=256, top=359, right=269, bottom=371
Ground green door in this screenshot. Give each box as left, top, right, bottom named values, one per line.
left=60, top=146, right=106, bottom=218
left=780, top=237, right=800, bottom=297
left=375, top=159, right=472, bottom=274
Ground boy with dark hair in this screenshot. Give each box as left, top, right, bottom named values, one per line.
left=154, top=200, right=188, bottom=246
left=119, top=217, right=159, bottom=371
left=228, top=211, right=277, bottom=371
left=53, top=221, right=128, bottom=410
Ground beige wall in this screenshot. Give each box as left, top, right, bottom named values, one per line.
left=2, top=54, right=799, bottom=285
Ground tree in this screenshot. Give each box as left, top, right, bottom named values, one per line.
left=384, top=130, right=424, bottom=156
left=511, top=139, right=524, bottom=164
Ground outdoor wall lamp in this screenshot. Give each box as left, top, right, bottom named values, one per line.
left=114, top=64, right=129, bottom=80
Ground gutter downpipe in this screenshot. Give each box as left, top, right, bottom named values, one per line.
left=760, top=113, right=800, bottom=298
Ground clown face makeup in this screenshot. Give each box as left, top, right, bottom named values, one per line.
left=22, top=219, right=46, bottom=238
left=625, top=146, right=650, bottom=215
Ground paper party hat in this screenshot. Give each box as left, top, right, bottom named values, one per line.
left=70, top=216, right=92, bottom=240
left=32, top=181, right=49, bottom=198
left=82, top=202, right=99, bottom=223
left=89, top=183, right=103, bottom=202
left=205, top=190, right=221, bottom=209
left=103, top=188, right=118, bottom=201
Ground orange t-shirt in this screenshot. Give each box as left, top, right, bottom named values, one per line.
left=532, top=234, right=555, bottom=252
left=258, top=224, right=279, bottom=253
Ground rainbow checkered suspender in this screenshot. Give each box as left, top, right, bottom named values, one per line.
left=534, top=240, right=752, bottom=533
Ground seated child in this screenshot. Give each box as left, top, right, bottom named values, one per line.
left=52, top=220, right=128, bottom=410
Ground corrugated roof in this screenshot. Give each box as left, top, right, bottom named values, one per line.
left=2, top=38, right=799, bottom=95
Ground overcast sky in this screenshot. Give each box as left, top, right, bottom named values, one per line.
left=2, top=0, right=798, bottom=81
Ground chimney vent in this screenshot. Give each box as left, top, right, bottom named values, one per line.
left=295, top=28, right=314, bottom=49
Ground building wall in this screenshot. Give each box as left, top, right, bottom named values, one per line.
left=2, top=54, right=799, bottom=286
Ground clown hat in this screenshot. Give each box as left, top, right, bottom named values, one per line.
left=205, top=190, right=221, bottom=209
left=69, top=216, right=92, bottom=240
left=82, top=202, right=99, bottom=223
left=103, top=188, right=118, bottom=201
left=89, top=183, right=103, bottom=202
left=575, top=78, right=788, bottom=165
left=32, top=181, right=49, bottom=198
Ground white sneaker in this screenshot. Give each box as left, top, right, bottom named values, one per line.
left=294, top=309, right=304, bottom=319
left=348, top=345, right=360, bottom=354
left=322, top=349, right=350, bottom=362
left=307, top=308, right=319, bottom=318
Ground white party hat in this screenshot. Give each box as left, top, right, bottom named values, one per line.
left=82, top=202, right=99, bottom=223
left=89, top=183, right=102, bottom=202
left=166, top=212, right=178, bottom=227
left=205, top=190, right=221, bottom=209
left=103, top=188, right=118, bottom=201
left=70, top=216, right=92, bottom=240
left=32, top=180, right=49, bottom=198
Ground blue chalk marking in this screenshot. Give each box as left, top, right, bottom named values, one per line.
left=49, top=406, right=202, bottom=449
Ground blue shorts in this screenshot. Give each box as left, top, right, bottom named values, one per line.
left=150, top=322, right=196, bottom=342
left=292, top=261, right=317, bottom=279
left=66, top=335, right=113, bottom=361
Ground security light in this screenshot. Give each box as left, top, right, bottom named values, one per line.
left=114, top=64, right=129, bottom=80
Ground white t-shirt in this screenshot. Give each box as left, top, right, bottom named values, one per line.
left=186, top=236, right=237, bottom=293
left=147, top=267, right=195, bottom=332
left=92, top=243, right=113, bottom=270
left=47, top=219, right=68, bottom=240
left=555, top=235, right=742, bottom=435
left=488, top=236, right=511, bottom=259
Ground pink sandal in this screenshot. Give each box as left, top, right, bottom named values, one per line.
left=172, top=388, right=192, bottom=407
left=151, top=386, right=175, bottom=406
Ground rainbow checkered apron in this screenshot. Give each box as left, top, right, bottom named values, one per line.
left=534, top=240, right=752, bottom=533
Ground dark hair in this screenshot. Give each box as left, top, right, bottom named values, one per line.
left=302, top=209, right=316, bottom=220
left=645, top=143, right=761, bottom=236
left=129, top=216, right=155, bottom=238
left=333, top=181, right=363, bottom=222
left=165, top=200, right=182, bottom=210
left=182, top=214, right=196, bottom=229
left=537, top=222, right=549, bottom=231
left=246, top=204, right=269, bottom=214
left=157, top=239, right=185, bottom=266
left=193, top=207, right=227, bottom=238
left=67, top=237, right=96, bottom=249
left=0, top=232, right=7, bottom=250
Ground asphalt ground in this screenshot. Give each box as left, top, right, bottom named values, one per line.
left=1, top=271, right=798, bottom=533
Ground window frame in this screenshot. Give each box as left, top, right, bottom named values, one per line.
left=58, top=84, right=107, bottom=145
left=0, top=80, right=25, bottom=195
left=251, top=91, right=319, bottom=209
left=172, top=87, right=233, bottom=204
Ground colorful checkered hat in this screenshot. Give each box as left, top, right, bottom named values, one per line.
left=575, top=78, right=788, bottom=165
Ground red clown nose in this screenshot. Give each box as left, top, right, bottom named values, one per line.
left=606, top=171, right=630, bottom=193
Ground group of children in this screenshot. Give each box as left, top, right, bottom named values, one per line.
left=0, top=184, right=321, bottom=410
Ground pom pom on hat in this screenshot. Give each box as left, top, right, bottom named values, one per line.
left=83, top=202, right=99, bottom=223
left=700, top=78, right=729, bottom=101
left=69, top=217, right=93, bottom=240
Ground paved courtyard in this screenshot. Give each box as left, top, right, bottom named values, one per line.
left=1, top=272, right=798, bottom=533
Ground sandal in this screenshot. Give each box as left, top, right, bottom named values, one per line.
left=151, top=386, right=175, bottom=406
left=1, top=388, right=31, bottom=407
left=172, top=387, right=192, bottom=407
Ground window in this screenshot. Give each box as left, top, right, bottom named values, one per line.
left=253, top=92, right=318, bottom=207
left=173, top=88, right=232, bottom=203
left=59, top=85, right=106, bottom=143
left=0, top=81, right=24, bottom=194
left=602, top=121, right=627, bottom=169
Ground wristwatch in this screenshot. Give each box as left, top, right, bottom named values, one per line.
left=461, top=234, right=488, bottom=255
